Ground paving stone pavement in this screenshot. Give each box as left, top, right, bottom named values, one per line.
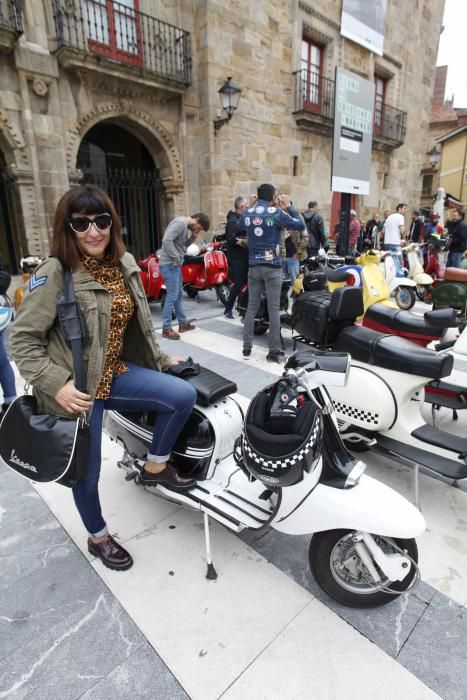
left=0, top=292, right=465, bottom=699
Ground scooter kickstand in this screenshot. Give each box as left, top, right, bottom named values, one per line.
left=203, top=511, right=218, bottom=580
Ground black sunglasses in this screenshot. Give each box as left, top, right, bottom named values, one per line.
left=68, top=213, right=112, bottom=235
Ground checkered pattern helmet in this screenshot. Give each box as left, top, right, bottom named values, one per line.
left=241, top=383, right=323, bottom=487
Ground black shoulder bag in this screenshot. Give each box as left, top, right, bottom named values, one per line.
left=0, top=265, right=90, bottom=487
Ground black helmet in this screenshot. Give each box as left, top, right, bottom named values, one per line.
left=240, top=381, right=323, bottom=487
left=302, top=270, right=327, bottom=292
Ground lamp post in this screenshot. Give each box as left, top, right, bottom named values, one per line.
left=213, top=77, right=242, bottom=135
left=427, top=146, right=441, bottom=170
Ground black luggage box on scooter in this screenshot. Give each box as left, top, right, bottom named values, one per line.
left=291, top=287, right=363, bottom=346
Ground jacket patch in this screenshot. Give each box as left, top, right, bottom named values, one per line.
left=29, top=273, right=48, bottom=292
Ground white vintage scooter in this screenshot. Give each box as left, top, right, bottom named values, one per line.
left=104, top=353, right=425, bottom=609
left=379, top=249, right=417, bottom=310
left=290, top=286, right=467, bottom=505
left=402, top=242, right=434, bottom=301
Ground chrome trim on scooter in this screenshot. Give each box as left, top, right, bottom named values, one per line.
left=345, top=460, right=367, bottom=487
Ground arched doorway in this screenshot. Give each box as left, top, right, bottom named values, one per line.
left=0, top=151, right=22, bottom=274
left=77, top=121, right=167, bottom=259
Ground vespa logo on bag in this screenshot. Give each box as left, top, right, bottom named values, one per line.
left=9, top=449, right=38, bottom=474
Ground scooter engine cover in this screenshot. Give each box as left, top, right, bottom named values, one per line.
left=241, top=386, right=323, bottom=487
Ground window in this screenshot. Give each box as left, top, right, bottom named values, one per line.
left=301, top=38, right=323, bottom=112
left=422, top=174, right=433, bottom=197
left=85, top=0, right=142, bottom=67
left=374, top=76, right=387, bottom=133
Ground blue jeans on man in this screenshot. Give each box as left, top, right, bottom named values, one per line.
left=283, top=258, right=300, bottom=286
left=72, top=363, right=197, bottom=536
left=0, top=332, right=17, bottom=406
left=446, top=251, right=463, bottom=268
left=159, top=263, right=188, bottom=329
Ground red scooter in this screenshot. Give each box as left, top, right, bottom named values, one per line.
left=137, top=254, right=172, bottom=314
left=182, top=242, right=230, bottom=306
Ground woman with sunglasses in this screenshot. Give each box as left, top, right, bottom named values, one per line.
left=10, top=185, right=197, bottom=571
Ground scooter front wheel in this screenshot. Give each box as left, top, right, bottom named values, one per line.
left=394, top=286, right=416, bottom=310
left=309, top=529, right=418, bottom=608
left=216, top=283, right=230, bottom=306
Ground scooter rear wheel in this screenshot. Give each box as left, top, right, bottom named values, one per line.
left=309, top=529, right=418, bottom=608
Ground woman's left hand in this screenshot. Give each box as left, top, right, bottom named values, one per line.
left=169, top=356, right=185, bottom=365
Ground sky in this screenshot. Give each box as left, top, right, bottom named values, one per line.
left=436, top=0, right=467, bottom=107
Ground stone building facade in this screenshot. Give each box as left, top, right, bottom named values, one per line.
left=0, top=0, right=444, bottom=271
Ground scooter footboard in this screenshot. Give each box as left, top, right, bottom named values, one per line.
left=271, top=474, right=425, bottom=538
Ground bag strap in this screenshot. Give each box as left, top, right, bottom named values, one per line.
left=57, top=265, right=87, bottom=393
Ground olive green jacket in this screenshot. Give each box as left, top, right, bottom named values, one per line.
left=9, top=253, right=171, bottom=418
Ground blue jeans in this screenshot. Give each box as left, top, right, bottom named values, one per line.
left=159, top=263, right=188, bottom=330
left=446, top=251, right=463, bottom=268
left=283, top=258, right=300, bottom=286
left=0, top=332, right=17, bottom=404
left=72, top=363, right=197, bottom=536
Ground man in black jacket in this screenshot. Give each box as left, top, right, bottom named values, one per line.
left=447, top=209, right=467, bottom=268
left=303, top=201, right=326, bottom=257
left=224, top=196, right=248, bottom=319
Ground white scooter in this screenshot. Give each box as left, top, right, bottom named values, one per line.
left=402, top=242, right=434, bottom=302
left=104, top=353, right=425, bottom=609
left=379, top=249, right=417, bottom=310
left=290, top=286, right=467, bottom=506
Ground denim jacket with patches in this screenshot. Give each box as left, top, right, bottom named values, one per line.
left=239, top=200, right=304, bottom=267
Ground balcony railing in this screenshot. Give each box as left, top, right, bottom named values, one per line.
left=293, top=69, right=407, bottom=148
left=51, top=0, right=192, bottom=86
left=0, top=0, right=22, bottom=32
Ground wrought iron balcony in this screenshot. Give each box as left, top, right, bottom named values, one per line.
left=293, top=69, right=407, bottom=149
left=51, top=0, right=192, bottom=88
left=0, top=0, right=23, bottom=53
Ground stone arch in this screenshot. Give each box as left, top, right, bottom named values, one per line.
left=66, top=102, right=184, bottom=193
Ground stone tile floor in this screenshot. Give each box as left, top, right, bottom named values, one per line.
left=0, top=292, right=466, bottom=699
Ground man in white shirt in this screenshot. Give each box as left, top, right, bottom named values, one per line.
left=382, top=203, right=407, bottom=251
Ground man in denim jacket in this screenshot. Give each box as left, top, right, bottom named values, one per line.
left=238, top=183, right=305, bottom=363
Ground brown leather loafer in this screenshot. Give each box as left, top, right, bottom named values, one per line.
left=162, top=328, right=180, bottom=340
left=88, top=534, right=133, bottom=571
left=178, top=322, right=196, bottom=333
left=141, top=464, right=196, bottom=491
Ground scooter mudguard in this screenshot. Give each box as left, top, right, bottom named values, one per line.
left=413, top=272, right=434, bottom=286
left=432, top=282, right=467, bottom=311
left=272, top=474, right=425, bottom=537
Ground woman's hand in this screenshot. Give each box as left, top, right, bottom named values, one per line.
left=55, top=380, right=92, bottom=415
left=169, top=356, right=185, bottom=366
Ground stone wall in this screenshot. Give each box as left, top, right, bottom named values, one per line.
left=0, top=0, right=445, bottom=261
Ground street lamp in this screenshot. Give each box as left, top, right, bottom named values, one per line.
left=427, top=146, right=441, bottom=169
left=213, top=77, right=242, bottom=135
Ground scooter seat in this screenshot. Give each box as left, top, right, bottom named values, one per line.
left=183, top=366, right=238, bottom=406
left=363, top=304, right=455, bottom=341
left=326, top=268, right=350, bottom=283
left=335, top=325, right=454, bottom=379
left=424, top=308, right=458, bottom=327
left=444, top=267, right=467, bottom=283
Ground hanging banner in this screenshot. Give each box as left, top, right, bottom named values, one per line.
left=341, top=0, right=387, bottom=56
left=331, top=67, right=374, bottom=195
